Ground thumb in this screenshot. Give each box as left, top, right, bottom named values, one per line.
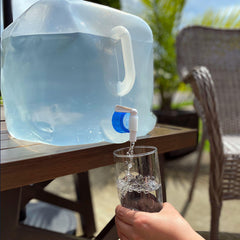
left=115, top=205, right=139, bottom=225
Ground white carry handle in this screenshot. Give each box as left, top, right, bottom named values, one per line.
left=111, top=26, right=136, bottom=96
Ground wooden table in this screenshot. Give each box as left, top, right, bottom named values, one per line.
left=1, top=105, right=198, bottom=240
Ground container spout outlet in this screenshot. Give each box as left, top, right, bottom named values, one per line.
left=112, top=105, right=138, bottom=143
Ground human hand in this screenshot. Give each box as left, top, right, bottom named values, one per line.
left=115, top=202, right=205, bottom=240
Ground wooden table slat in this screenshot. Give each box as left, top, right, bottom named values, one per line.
left=1, top=124, right=197, bottom=191
left=1, top=104, right=197, bottom=192
left=1, top=121, right=7, bottom=131
left=1, top=132, right=10, bottom=141
left=1, top=104, right=5, bottom=121
left=1, top=138, right=40, bottom=150
left=1, top=123, right=195, bottom=162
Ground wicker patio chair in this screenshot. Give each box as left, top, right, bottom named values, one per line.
left=176, top=26, right=240, bottom=240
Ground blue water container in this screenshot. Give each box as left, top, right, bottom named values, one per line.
left=1, top=0, right=156, bottom=145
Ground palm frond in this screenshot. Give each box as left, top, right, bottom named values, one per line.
left=192, top=7, right=240, bottom=28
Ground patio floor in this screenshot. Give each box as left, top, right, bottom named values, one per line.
left=45, top=150, right=240, bottom=239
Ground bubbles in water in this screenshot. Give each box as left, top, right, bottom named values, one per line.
left=117, top=174, right=162, bottom=212
left=117, top=174, right=160, bottom=199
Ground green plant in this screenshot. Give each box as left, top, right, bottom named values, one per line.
left=141, top=0, right=186, bottom=111
left=192, top=7, right=240, bottom=28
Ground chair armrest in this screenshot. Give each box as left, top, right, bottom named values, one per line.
left=182, top=66, right=211, bottom=101
left=182, top=66, right=225, bottom=205
left=181, top=66, right=223, bottom=142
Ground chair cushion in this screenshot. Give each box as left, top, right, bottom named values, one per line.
left=223, top=135, right=240, bottom=155
left=23, top=201, right=77, bottom=235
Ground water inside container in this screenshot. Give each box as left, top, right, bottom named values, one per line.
left=1, top=32, right=155, bottom=145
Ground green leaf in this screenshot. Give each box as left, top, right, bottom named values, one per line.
left=141, top=0, right=152, bottom=8
left=140, top=0, right=186, bottom=110
left=192, top=7, right=240, bottom=28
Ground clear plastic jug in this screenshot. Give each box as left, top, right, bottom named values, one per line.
left=1, top=0, right=156, bottom=146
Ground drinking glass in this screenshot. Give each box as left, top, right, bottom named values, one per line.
left=114, top=146, right=163, bottom=212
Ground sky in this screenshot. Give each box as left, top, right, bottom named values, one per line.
left=1, top=0, right=240, bottom=32
left=121, top=0, right=240, bottom=24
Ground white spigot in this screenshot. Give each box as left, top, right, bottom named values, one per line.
left=112, top=105, right=138, bottom=143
